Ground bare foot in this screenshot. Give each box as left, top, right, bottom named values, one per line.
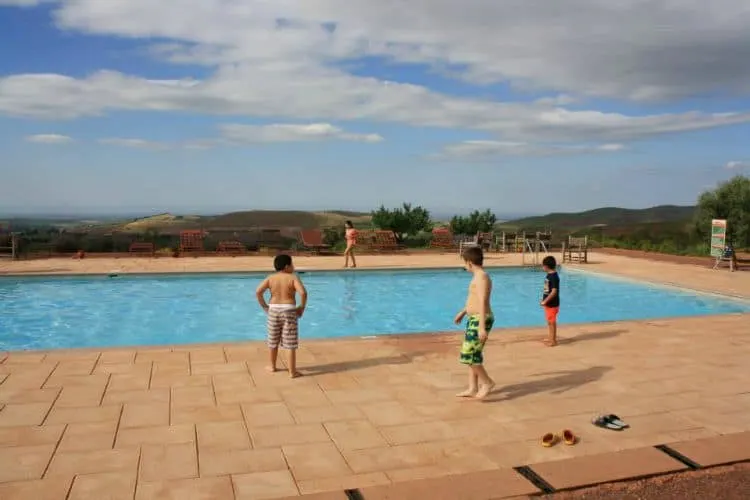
left=289, top=371, right=304, bottom=379
left=542, top=339, right=557, bottom=347
left=456, top=388, right=478, bottom=398
left=475, top=382, right=496, bottom=400
left=265, top=366, right=278, bottom=373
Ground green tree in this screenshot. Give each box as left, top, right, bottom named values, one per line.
left=449, top=209, right=497, bottom=235
left=371, top=203, right=432, bottom=236
left=694, top=175, right=750, bottom=249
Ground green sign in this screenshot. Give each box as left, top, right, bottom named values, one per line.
left=710, top=219, right=727, bottom=257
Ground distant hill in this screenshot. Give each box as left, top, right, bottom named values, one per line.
left=503, top=205, right=696, bottom=232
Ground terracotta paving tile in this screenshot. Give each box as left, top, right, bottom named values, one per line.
left=44, top=373, right=109, bottom=389
left=197, top=420, right=252, bottom=450
left=93, top=363, right=146, bottom=375
left=188, top=347, right=227, bottom=365
left=297, top=471, right=391, bottom=495
left=359, top=468, right=539, bottom=500
left=135, top=476, right=235, bottom=500
left=58, top=421, right=118, bottom=452
left=250, top=423, right=330, bottom=448
left=232, top=470, right=299, bottom=500
left=2, top=353, right=47, bottom=364
left=0, top=401, right=53, bottom=427
left=0, top=424, right=65, bottom=447
left=324, top=388, right=391, bottom=405
left=199, top=447, right=287, bottom=476
left=0, top=444, right=56, bottom=482
left=0, top=477, right=73, bottom=500
left=51, top=359, right=98, bottom=377
left=151, top=372, right=210, bottom=389
left=170, top=385, right=215, bottom=408
left=241, top=401, right=295, bottom=427
left=69, top=471, right=137, bottom=500
left=280, top=386, right=331, bottom=408
left=54, top=384, right=106, bottom=408
left=282, top=442, right=354, bottom=481
left=379, top=420, right=461, bottom=446
left=97, top=351, right=136, bottom=365
left=324, top=420, right=388, bottom=451
left=121, top=401, right=170, bottom=428
left=343, top=443, right=446, bottom=474
left=668, top=431, right=750, bottom=467
left=102, top=388, right=170, bottom=405
left=172, top=403, right=243, bottom=425
left=212, top=371, right=255, bottom=391
left=275, top=493, right=347, bottom=500
left=45, top=404, right=122, bottom=425
left=357, top=401, right=425, bottom=426
left=140, top=442, right=198, bottom=481
left=529, top=446, right=687, bottom=490
left=136, top=351, right=188, bottom=365
left=152, top=359, right=191, bottom=375
left=46, top=447, right=140, bottom=478
left=108, top=372, right=152, bottom=392
left=289, top=404, right=364, bottom=425
left=192, top=361, right=248, bottom=375
left=115, top=424, right=195, bottom=448
left=215, top=386, right=281, bottom=405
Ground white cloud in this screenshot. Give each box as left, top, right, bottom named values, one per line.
left=438, top=140, right=625, bottom=159
left=726, top=160, right=748, bottom=170
left=98, top=138, right=171, bottom=150
left=219, top=123, right=383, bottom=144
left=25, top=133, right=73, bottom=144
left=1, top=0, right=750, bottom=149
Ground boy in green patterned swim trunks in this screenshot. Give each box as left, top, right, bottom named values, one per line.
left=454, top=246, right=496, bottom=400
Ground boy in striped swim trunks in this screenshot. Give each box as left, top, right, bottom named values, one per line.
left=454, top=246, right=496, bottom=400
left=256, top=254, right=308, bottom=378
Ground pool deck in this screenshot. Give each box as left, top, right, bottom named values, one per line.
left=1, top=252, right=749, bottom=499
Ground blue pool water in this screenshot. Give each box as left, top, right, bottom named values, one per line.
left=1, top=268, right=748, bottom=350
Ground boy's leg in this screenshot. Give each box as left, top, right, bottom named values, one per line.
left=266, top=310, right=282, bottom=372
left=473, top=364, right=495, bottom=399
left=456, top=369, right=479, bottom=397
left=282, top=312, right=302, bottom=378
left=543, top=307, right=558, bottom=346
left=350, top=249, right=356, bottom=268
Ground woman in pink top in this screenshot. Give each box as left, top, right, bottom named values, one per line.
left=344, top=220, right=358, bottom=268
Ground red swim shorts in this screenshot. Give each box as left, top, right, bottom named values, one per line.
left=545, top=306, right=559, bottom=323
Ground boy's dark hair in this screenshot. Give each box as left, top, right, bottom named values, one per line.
left=345, top=220, right=353, bottom=227
left=273, top=254, right=293, bottom=271
left=462, top=246, right=484, bottom=266
left=542, top=255, right=557, bottom=270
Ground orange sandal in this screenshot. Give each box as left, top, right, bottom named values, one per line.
left=562, top=429, right=577, bottom=445
left=542, top=433, right=558, bottom=447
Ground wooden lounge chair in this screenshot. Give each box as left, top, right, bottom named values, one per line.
left=562, top=235, right=588, bottom=263
left=354, top=229, right=376, bottom=252
left=217, top=240, right=246, bottom=256
left=128, top=241, right=155, bottom=256
left=373, top=230, right=405, bottom=252
left=298, top=229, right=330, bottom=254
left=431, top=228, right=455, bottom=250
left=180, top=230, right=204, bottom=255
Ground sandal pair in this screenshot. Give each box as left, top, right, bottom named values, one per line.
left=541, top=429, right=577, bottom=447
left=592, top=414, right=629, bottom=431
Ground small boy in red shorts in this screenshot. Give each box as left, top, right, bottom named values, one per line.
left=540, top=256, right=560, bottom=346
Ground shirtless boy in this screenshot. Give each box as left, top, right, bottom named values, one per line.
left=454, top=246, right=495, bottom=400
left=255, top=254, right=308, bottom=378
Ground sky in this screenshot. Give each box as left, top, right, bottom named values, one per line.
left=1, top=1, right=750, bottom=217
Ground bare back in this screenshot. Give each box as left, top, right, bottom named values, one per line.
left=267, top=272, right=299, bottom=305
left=464, top=269, right=493, bottom=316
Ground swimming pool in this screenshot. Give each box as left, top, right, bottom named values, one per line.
left=1, top=268, right=748, bottom=350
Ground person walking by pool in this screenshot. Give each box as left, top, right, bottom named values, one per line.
left=455, top=246, right=496, bottom=400
left=540, top=255, right=560, bottom=347
left=256, top=254, right=308, bottom=378
left=344, top=220, right=358, bottom=268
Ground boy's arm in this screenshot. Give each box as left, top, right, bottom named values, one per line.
left=294, top=275, right=308, bottom=314
left=541, top=276, right=559, bottom=305
left=477, top=274, right=490, bottom=340
left=255, top=278, right=270, bottom=311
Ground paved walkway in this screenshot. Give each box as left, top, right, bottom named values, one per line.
left=0, top=253, right=749, bottom=499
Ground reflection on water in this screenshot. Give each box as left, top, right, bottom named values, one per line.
left=343, top=273, right=356, bottom=321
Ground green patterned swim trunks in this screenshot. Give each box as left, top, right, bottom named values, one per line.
left=459, top=314, right=495, bottom=365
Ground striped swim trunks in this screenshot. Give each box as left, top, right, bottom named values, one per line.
left=267, top=304, right=299, bottom=350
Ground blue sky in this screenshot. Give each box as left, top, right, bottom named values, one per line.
left=1, top=1, right=749, bottom=217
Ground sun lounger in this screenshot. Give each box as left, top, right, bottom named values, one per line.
left=180, top=230, right=204, bottom=255
left=373, top=230, right=405, bottom=252
left=217, top=240, right=246, bottom=255
left=298, top=229, right=330, bottom=254
left=128, top=241, right=155, bottom=256
left=431, top=228, right=455, bottom=250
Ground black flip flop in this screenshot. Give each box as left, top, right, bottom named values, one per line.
left=592, top=415, right=624, bottom=431
left=606, top=414, right=629, bottom=429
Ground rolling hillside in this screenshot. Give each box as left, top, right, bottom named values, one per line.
left=503, top=205, right=696, bottom=232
